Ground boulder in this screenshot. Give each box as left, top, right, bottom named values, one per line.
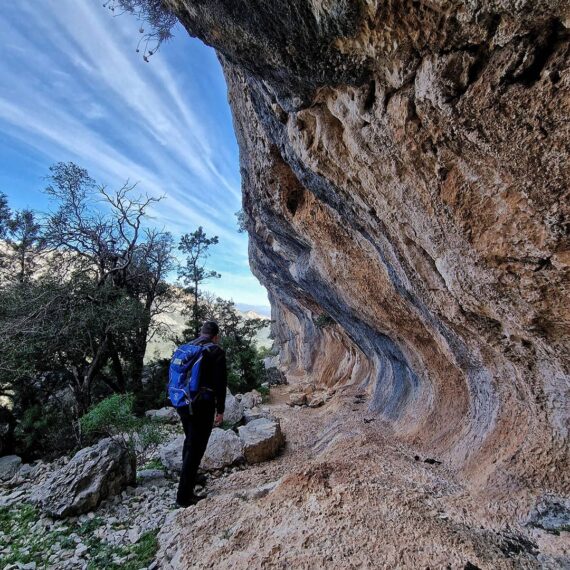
left=263, top=355, right=279, bottom=369
left=158, top=434, right=184, bottom=473
left=223, top=390, right=244, bottom=424
left=145, top=407, right=179, bottom=423
left=263, top=357, right=288, bottom=385
left=243, top=406, right=271, bottom=423
left=0, top=455, right=21, bottom=481
left=18, top=463, right=34, bottom=479
left=238, top=418, right=284, bottom=464
left=201, top=428, right=244, bottom=470
left=30, top=438, right=135, bottom=518
left=288, top=393, right=307, bottom=407
left=158, top=429, right=244, bottom=473
left=137, top=469, right=166, bottom=484
left=308, top=395, right=325, bottom=408
left=240, top=389, right=263, bottom=409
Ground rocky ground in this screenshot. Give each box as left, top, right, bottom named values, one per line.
left=1, top=385, right=568, bottom=569
left=157, top=385, right=569, bottom=569
left=0, top=388, right=272, bottom=570
left=0, top=425, right=179, bottom=569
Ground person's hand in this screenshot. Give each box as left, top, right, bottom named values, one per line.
left=214, top=413, right=223, bottom=427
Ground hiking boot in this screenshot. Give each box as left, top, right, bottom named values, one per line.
left=175, top=494, right=206, bottom=508
left=195, top=473, right=208, bottom=486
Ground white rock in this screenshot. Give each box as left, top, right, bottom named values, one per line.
left=240, top=390, right=263, bottom=409
left=0, top=455, right=21, bottom=480
left=75, top=543, right=88, bottom=556
left=128, top=527, right=141, bottom=544
left=238, top=418, right=285, bottom=464
left=145, top=407, right=179, bottom=424
left=243, top=406, right=270, bottom=423
left=234, top=480, right=279, bottom=501
left=158, top=435, right=185, bottom=473
left=0, top=489, right=26, bottom=508
left=201, top=428, right=244, bottom=470
left=288, top=393, right=307, bottom=406
left=223, top=390, right=244, bottom=424
left=308, top=395, right=325, bottom=408
left=30, top=438, right=136, bottom=518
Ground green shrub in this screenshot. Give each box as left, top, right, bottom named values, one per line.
left=80, top=393, right=139, bottom=439
left=315, top=313, right=335, bottom=328
left=80, top=393, right=165, bottom=464
left=256, top=345, right=273, bottom=360
left=14, top=403, right=78, bottom=461
left=256, top=384, right=270, bottom=402
left=141, top=458, right=165, bottom=471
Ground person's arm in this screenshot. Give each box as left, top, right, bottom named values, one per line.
left=213, top=349, right=227, bottom=425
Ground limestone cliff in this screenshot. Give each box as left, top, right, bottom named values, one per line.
left=167, top=0, right=569, bottom=501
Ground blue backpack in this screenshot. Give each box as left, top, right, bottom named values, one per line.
left=168, top=342, right=214, bottom=408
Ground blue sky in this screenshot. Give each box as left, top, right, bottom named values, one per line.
left=0, top=0, right=269, bottom=312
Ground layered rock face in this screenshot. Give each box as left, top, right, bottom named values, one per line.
left=169, top=0, right=569, bottom=498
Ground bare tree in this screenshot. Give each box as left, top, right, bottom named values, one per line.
left=43, top=162, right=175, bottom=396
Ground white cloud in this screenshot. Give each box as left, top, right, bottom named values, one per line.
left=0, top=0, right=268, bottom=307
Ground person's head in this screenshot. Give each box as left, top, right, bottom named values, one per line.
left=200, top=320, right=220, bottom=343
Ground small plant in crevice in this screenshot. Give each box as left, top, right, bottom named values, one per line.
left=141, top=457, right=166, bottom=471
left=315, top=313, right=336, bottom=328
left=103, top=0, right=177, bottom=61
left=256, top=384, right=270, bottom=401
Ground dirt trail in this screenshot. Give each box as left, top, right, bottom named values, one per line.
left=157, top=386, right=569, bottom=569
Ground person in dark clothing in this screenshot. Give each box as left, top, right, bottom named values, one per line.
left=176, top=320, right=227, bottom=507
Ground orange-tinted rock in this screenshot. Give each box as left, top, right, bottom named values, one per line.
left=170, top=0, right=569, bottom=504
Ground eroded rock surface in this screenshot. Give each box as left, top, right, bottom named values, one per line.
left=0, top=455, right=21, bottom=481
left=238, top=418, right=285, bottom=463
left=156, top=386, right=570, bottom=569
left=223, top=389, right=245, bottom=425
left=167, top=0, right=569, bottom=504
left=30, top=438, right=135, bottom=518
left=201, top=428, right=245, bottom=471
left=145, top=407, right=179, bottom=424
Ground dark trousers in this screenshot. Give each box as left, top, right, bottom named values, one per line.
left=176, top=401, right=215, bottom=504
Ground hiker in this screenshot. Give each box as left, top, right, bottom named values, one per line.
left=173, top=320, right=227, bottom=507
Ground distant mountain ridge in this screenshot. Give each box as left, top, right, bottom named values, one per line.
left=145, top=300, right=271, bottom=362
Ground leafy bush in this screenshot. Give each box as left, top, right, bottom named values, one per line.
left=14, top=405, right=75, bottom=461
left=141, top=458, right=165, bottom=471
left=256, top=345, right=274, bottom=360
left=256, top=384, right=270, bottom=402
left=80, top=393, right=165, bottom=464
left=224, top=342, right=266, bottom=394
left=80, top=393, right=139, bottom=439
left=137, top=358, right=170, bottom=413
left=11, top=375, right=80, bottom=461
left=315, top=313, right=336, bottom=328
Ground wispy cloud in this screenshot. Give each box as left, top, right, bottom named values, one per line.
left=0, top=0, right=268, bottom=306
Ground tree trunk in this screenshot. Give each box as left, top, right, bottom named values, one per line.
left=194, top=278, right=199, bottom=337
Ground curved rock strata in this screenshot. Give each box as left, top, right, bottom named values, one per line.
left=168, top=0, right=569, bottom=500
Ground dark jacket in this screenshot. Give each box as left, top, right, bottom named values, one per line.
left=191, top=335, right=227, bottom=414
